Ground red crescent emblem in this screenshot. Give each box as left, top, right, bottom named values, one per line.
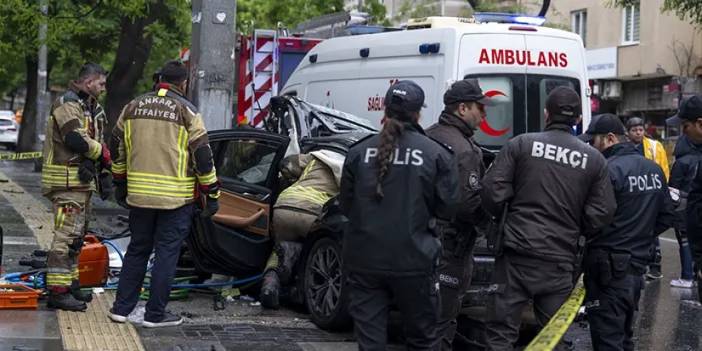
left=480, top=90, right=510, bottom=137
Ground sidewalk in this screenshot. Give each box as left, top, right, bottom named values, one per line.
left=0, top=160, right=360, bottom=351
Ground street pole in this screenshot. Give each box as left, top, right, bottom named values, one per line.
left=35, top=0, right=48, bottom=152
left=190, top=0, right=236, bottom=130
left=441, top=0, right=445, bottom=16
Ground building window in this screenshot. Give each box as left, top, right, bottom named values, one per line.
left=571, top=10, right=587, bottom=47
left=622, top=2, right=640, bottom=45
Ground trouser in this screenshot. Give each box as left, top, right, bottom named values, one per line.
left=263, top=208, right=316, bottom=277
left=112, top=204, right=193, bottom=322
left=583, top=251, right=643, bottom=351
left=485, top=250, right=574, bottom=351
left=347, top=271, right=440, bottom=351
left=675, top=228, right=695, bottom=280
left=648, top=237, right=662, bottom=273
left=437, top=233, right=475, bottom=351
left=46, top=191, right=91, bottom=290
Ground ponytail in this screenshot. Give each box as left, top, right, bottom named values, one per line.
left=375, top=107, right=417, bottom=200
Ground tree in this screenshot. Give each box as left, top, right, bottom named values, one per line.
left=611, top=0, right=702, bottom=27
left=237, top=0, right=345, bottom=32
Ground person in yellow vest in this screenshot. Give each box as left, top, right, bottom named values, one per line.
left=627, top=116, right=670, bottom=280
left=108, top=60, right=219, bottom=327
left=42, top=63, right=111, bottom=311
left=259, top=151, right=343, bottom=309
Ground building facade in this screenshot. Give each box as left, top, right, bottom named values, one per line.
left=547, top=0, right=702, bottom=137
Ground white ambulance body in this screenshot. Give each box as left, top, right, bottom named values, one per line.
left=282, top=16, right=590, bottom=150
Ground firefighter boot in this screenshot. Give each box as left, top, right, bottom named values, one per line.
left=260, top=270, right=281, bottom=309
left=71, top=280, right=93, bottom=303
left=259, top=242, right=303, bottom=309
left=47, top=287, right=88, bottom=312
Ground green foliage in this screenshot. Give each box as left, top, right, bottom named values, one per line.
left=610, top=0, right=702, bottom=26
left=237, top=0, right=345, bottom=32
left=393, top=0, right=440, bottom=23
left=361, top=0, right=391, bottom=26
left=474, top=0, right=526, bottom=13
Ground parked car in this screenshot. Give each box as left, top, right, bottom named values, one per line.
left=187, top=96, right=498, bottom=343
left=0, top=110, right=19, bottom=150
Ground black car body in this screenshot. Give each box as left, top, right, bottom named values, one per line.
left=187, top=95, right=498, bottom=339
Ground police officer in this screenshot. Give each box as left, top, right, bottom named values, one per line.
left=666, top=94, right=702, bottom=301
left=340, top=80, right=459, bottom=350
left=108, top=60, right=219, bottom=327
left=426, top=79, right=491, bottom=350
left=42, top=63, right=111, bottom=311
left=480, top=86, right=616, bottom=350
left=580, top=114, right=674, bottom=350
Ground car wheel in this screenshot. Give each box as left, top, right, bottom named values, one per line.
left=304, top=237, right=352, bottom=331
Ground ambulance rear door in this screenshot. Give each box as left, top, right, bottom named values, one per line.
left=523, top=34, right=588, bottom=133
left=458, top=32, right=527, bottom=150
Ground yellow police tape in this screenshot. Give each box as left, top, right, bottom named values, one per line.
left=0, top=151, right=42, bottom=161
left=524, top=277, right=585, bottom=351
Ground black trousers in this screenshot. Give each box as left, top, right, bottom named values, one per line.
left=485, top=250, right=574, bottom=351
left=347, top=271, right=440, bottom=351
left=584, top=267, right=643, bottom=351
left=437, top=236, right=475, bottom=351
left=112, top=204, right=193, bottom=322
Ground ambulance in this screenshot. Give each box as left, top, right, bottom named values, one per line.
left=282, top=14, right=590, bottom=150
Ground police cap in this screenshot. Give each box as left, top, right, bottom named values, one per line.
left=666, top=95, right=702, bottom=126
left=545, top=86, right=581, bottom=122
left=579, top=113, right=626, bottom=143
left=385, top=80, right=426, bottom=113
left=443, top=79, right=496, bottom=106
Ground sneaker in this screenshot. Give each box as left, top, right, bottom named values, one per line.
left=108, top=308, right=128, bottom=323
left=670, top=278, right=695, bottom=288
left=646, top=267, right=663, bottom=280
left=142, top=312, right=183, bottom=328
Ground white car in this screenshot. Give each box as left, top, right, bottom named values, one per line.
left=0, top=110, right=19, bottom=150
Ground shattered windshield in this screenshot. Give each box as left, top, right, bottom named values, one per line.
left=304, top=102, right=377, bottom=133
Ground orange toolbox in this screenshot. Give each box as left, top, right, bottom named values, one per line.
left=78, top=234, right=109, bottom=287
left=0, top=284, right=41, bottom=309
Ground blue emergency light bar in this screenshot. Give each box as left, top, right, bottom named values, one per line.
left=474, top=12, right=546, bottom=26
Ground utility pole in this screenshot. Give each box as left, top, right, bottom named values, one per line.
left=35, top=0, right=49, bottom=152
left=190, top=0, right=237, bottom=130
left=441, top=0, right=446, bottom=16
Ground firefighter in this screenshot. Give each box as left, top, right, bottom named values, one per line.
left=260, top=150, right=343, bottom=309
left=480, top=86, right=616, bottom=350
left=43, top=63, right=111, bottom=311
left=580, top=114, right=674, bottom=350
left=626, top=117, right=669, bottom=280
left=426, top=79, right=491, bottom=350
left=340, top=80, right=459, bottom=351
left=666, top=94, right=702, bottom=302
left=108, top=60, right=219, bottom=328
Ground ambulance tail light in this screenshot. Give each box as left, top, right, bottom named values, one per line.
left=474, top=12, right=546, bottom=26
left=509, top=26, right=538, bottom=32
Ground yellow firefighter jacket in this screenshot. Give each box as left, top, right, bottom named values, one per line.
left=642, top=137, right=670, bottom=181
left=41, top=83, right=105, bottom=196
left=275, top=154, right=339, bottom=216
left=111, top=84, right=217, bottom=210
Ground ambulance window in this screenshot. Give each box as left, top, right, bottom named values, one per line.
left=527, top=76, right=581, bottom=132
left=463, top=75, right=526, bottom=149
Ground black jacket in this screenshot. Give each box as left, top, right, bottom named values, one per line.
left=340, top=123, right=459, bottom=276
left=588, top=143, right=675, bottom=271
left=480, top=123, right=616, bottom=265
left=670, top=136, right=700, bottom=193
left=426, top=112, right=485, bottom=230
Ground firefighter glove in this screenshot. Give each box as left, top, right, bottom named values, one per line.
left=98, top=170, right=113, bottom=201
left=201, top=196, right=219, bottom=218
left=78, top=159, right=97, bottom=184
left=114, top=179, right=128, bottom=209
left=99, top=143, right=112, bottom=170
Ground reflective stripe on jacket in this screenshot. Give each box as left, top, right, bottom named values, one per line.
left=112, top=85, right=216, bottom=209
left=41, top=86, right=104, bottom=195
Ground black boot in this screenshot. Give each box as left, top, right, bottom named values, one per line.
left=47, top=290, right=88, bottom=312
left=260, top=270, right=281, bottom=309
left=70, top=280, right=93, bottom=303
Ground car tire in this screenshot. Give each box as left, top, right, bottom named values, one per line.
left=304, top=237, right=352, bottom=331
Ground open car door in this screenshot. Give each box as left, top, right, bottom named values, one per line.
left=188, top=129, right=290, bottom=277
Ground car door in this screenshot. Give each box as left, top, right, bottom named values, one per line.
left=189, top=129, right=290, bottom=277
